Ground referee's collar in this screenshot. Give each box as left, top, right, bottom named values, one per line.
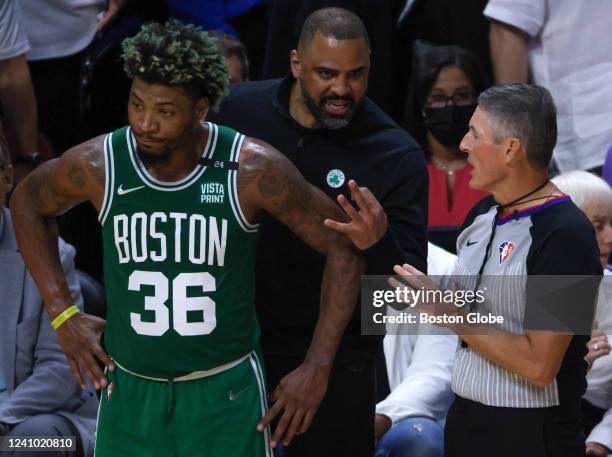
left=496, top=195, right=571, bottom=225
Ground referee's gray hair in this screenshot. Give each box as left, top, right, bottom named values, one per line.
left=478, top=83, right=557, bottom=170
left=552, top=171, right=612, bottom=215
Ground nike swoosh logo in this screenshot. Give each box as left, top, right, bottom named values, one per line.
left=467, top=240, right=478, bottom=246
left=228, top=385, right=250, bottom=401
left=117, top=184, right=145, bottom=196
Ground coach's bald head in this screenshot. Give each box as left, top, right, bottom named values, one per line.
left=297, top=7, right=370, bottom=53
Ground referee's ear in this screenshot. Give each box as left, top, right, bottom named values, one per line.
left=503, top=137, right=523, bottom=164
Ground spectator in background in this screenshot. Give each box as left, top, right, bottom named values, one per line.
left=167, top=0, right=266, bottom=36
left=210, top=30, right=250, bottom=83
left=167, top=0, right=269, bottom=79
left=396, top=0, right=492, bottom=131
left=552, top=171, right=612, bottom=457
left=0, top=0, right=38, bottom=161
left=405, top=44, right=489, bottom=253
left=375, top=242, right=457, bottom=457
left=0, top=132, right=98, bottom=457
left=19, top=0, right=114, bottom=155
left=485, top=0, right=612, bottom=173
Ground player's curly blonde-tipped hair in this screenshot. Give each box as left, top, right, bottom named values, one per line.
left=121, top=20, right=229, bottom=111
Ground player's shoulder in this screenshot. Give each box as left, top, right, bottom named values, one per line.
left=61, top=134, right=106, bottom=164
left=239, top=136, right=280, bottom=166
left=57, top=134, right=107, bottom=188
left=237, top=136, right=300, bottom=191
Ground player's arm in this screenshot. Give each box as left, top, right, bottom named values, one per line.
left=237, top=138, right=365, bottom=447
left=10, top=135, right=114, bottom=390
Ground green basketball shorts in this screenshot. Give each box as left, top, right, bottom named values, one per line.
left=94, top=351, right=273, bottom=457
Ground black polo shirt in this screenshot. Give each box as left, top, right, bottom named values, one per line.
left=211, top=76, right=428, bottom=357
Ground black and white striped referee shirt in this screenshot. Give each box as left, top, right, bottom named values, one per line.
left=451, top=195, right=601, bottom=409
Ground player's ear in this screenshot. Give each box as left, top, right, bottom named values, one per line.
left=195, top=97, right=209, bottom=121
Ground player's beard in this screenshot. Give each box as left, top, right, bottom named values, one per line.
left=300, top=82, right=362, bottom=130
left=136, top=144, right=173, bottom=166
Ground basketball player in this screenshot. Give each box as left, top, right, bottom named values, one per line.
left=9, top=21, right=364, bottom=456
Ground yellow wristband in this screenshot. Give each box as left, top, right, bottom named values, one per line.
left=51, top=305, right=80, bottom=330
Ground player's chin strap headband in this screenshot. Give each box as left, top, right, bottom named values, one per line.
left=461, top=179, right=550, bottom=348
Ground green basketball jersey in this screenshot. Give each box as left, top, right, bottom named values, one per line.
left=99, top=123, right=260, bottom=378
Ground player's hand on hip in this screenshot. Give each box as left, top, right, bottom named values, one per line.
left=56, top=312, right=115, bottom=390
left=324, top=179, right=387, bottom=250
left=257, top=361, right=328, bottom=448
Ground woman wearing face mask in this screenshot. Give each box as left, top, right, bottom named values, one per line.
left=405, top=44, right=490, bottom=253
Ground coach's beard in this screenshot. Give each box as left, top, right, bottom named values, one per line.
left=300, top=84, right=361, bottom=130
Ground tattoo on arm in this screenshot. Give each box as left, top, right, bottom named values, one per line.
left=68, top=165, right=86, bottom=189
left=22, top=136, right=106, bottom=216
left=27, top=168, right=71, bottom=215
left=82, top=141, right=106, bottom=188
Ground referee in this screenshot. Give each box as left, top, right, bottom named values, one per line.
left=396, top=84, right=602, bottom=457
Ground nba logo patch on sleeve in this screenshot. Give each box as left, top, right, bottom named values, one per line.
left=498, top=241, right=516, bottom=264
